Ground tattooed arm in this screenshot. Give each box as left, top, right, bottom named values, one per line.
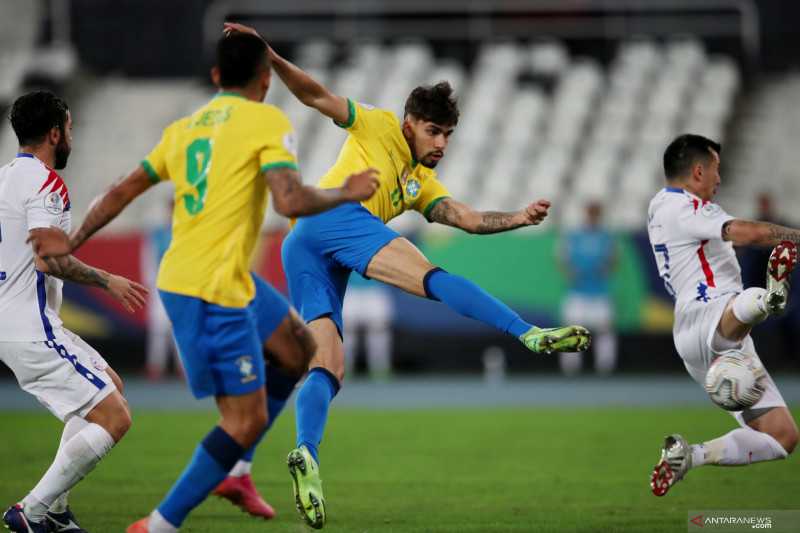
left=427, top=198, right=551, bottom=235
left=71, top=166, right=154, bottom=251
left=35, top=254, right=109, bottom=288
left=265, top=167, right=379, bottom=218
left=32, top=249, right=148, bottom=312
left=722, top=219, right=800, bottom=247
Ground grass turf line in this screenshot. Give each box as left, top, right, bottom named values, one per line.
left=1, top=407, right=797, bottom=532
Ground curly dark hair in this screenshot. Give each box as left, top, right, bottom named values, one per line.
left=404, top=81, right=459, bottom=126
left=9, top=91, right=69, bottom=146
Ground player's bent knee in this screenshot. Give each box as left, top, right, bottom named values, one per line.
left=239, top=410, right=268, bottom=446
left=91, top=392, right=132, bottom=442
left=781, top=426, right=799, bottom=455
left=107, top=366, right=124, bottom=394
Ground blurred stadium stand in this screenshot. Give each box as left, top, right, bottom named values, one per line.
left=2, top=0, right=799, bottom=376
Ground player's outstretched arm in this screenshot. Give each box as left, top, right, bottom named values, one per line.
left=71, top=166, right=155, bottom=251
left=428, top=197, right=550, bottom=234
left=223, top=22, right=349, bottom=123
left=266, top=167, right=379, bottom=218
left=32, top=248, right=148, bottom=313
left=26, top=166, right=153, bottom=258
left=723, top=219, right=800, bottom=247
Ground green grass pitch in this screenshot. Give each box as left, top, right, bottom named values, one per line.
left=1, top=407, right=797, bottom=532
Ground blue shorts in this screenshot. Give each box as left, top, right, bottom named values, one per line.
left=281, top=203, right=399, bottom=333
left=159, top=274, right=290, bottom=399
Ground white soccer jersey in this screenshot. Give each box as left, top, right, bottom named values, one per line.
left=0, top=153, right=71, bottom=341
left=647, top=187, right=740, bottom=308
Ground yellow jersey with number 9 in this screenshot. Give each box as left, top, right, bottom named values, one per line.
left=141, top=92, right=298, bottom=308
left=316, top=99, right=451, bottom=224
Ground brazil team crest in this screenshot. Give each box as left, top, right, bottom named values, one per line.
left=235, top=356, right=256, bottom=384
left=404, top=178, right=421, bottom=199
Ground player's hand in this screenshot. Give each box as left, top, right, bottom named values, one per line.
left=521, top=199, right=550, bottom=226
left=223, top=22, right=276, bottom=57
left=223, top=22, right=263, bottom=40
left=106, top=274, right=149, bottom=313
left=27, top=226, right=72, bottom=258
left=342, top=168, right=380, bottom=202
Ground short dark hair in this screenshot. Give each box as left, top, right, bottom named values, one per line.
left=404, top=81, right=459, bottom=127
left=663, top=134, right=721, bottom=180
left=216, top=32, right=269, bottom=88
left=9, top=91, right=69, bottom=146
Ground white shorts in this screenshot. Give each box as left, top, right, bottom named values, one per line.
left=674, top=295, right=787, bottom=426
left=0, top=328, right=116, bottom=421
left=562, top=294, right=613, bottom=331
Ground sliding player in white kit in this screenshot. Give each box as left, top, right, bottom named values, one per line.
left=647, top=134, right=799, bottom=496
left=0, top=91, right=147, bottom=532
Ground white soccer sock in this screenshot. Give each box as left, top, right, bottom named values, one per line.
left=148, top=509, right=179, bottom=533
left=690, top=427, right=788, bottom=467
left=593, top=331, right=617, bottom=375
left=732, top=287, right=769, bottom=325
left=229, top=460, right=252, bottom=478
left=49, top=416, right=89, bottom=514
left=559, top=352, right=582, bottom=376
left=23, top=423, right=115, bottom=522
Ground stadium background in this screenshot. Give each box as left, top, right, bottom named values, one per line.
left=3, top=0, right=800, bottom=376
left=1, top=1, right=800, bottom=532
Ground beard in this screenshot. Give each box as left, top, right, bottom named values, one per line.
left=54, top=138, right=71, bottom=170
left=419, top=152, right=443, bottom=168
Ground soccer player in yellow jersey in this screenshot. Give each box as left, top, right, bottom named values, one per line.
left=223, top=23, right=592, bottom=529
left=30, top=32, right=378, bottom=533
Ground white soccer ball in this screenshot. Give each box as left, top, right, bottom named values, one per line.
left=704, top=352, right=767, bottom=411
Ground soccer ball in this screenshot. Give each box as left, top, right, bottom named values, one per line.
left=704, top=352, right=767, bottom=411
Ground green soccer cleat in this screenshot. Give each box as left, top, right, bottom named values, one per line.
left=288, top=446, right=326, bottom=529
left=520, top=325, right=592, bottom=354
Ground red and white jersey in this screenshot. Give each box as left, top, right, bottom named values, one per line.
left=0, top=153, right=71, bottom=341
left=647, top=187, right=740, bottom=309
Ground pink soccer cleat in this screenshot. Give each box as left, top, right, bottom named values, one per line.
left=125, top=517, right=150, bottom=533
left=213, top=474, right=276, bottom=519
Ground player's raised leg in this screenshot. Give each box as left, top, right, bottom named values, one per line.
left=365, top=236, right=591, bottom=353
left=651, top=242, right=799, bottom=497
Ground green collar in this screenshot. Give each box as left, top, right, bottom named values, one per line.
left=215, top=91, right=247, bottom=100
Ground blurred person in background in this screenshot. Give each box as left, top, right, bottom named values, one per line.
left=738, top=192, right=798, bottom=356
left=142, top=199, right=181, bottom=381
left=342, top=277, right=394, bottom=380
left=558, top=201, right=618, bottom=376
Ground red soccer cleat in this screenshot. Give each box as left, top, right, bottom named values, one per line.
left=213, top=474, right=276, bottom=519
left=650, top=459, right=674, bottom=497
left=126, top=517, right=150, bottom=533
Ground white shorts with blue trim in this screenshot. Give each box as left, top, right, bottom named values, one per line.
left=674, top=294, right=787, bottom=426
left=0, top=328, right=115, bottom=421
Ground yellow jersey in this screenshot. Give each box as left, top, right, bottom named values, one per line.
left=141, top=92, right=298, bottom=308
left=317, top=99, right=450, bottom=223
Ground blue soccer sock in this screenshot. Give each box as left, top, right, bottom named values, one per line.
left=423, top=268, right=533, bottom=338
left=158, top=426, right=244, bottom=528
left=239, top=365, right=299, bottom=463
left=295, top=367, right=340, bottom=464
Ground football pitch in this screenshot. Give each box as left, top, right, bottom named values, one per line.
left=1, top=407, right=798, bottom=532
